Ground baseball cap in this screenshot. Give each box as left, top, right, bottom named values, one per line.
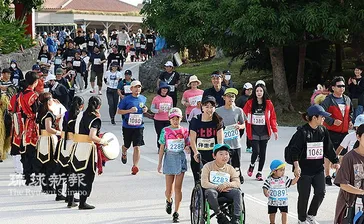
left=110, top=62, right=119, bottom=67
left=46, top=74, right=56, bottom=82
left=307, top=104, right=331, bottom=118
left=211, top=72, right=222, bottom=78
left=56, top=68, right=63, bottom=75
left=130, top=80, right=142, bottom=88
left=243, top=82, right=253, bottom=89
left=201, top=95, right=216, bottom=105
left=32, top=64, right=40, bottom=71
left=223, top=70, right=231, bottom=75
left=125, top=70, right=132, bottom=76
left=224, top=88, right=238, bottom=96
left=212, top=144, right=231, bottom=154
left=164, top=61, right=174, bottom=67
left=2, top=68, right=11, bottom=73
left=354, top=114, right=364, bottom=127
left=255, top=80, right=266, bottom=86
left=168, top=107, right=183, bottom=119
left=269, top=160, right=286, bottom=176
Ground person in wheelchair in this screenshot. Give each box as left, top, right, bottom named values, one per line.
left=201, top=144, right=242, bottom=224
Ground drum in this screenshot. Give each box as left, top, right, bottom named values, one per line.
left=100, top=132, right=119, bottom=160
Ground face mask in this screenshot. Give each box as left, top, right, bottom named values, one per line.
left=225, top=75, right=231, bottom=81
left=11, top=64, right=16, bottom=68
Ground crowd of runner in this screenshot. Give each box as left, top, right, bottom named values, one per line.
left=1, top=35, right=364, bottom=223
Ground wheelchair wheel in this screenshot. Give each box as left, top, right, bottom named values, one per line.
left=190, top=184, right=205, bottom=224
left=241, top=193, right=246, bottom=224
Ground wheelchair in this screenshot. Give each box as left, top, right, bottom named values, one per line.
left=190, top=181, right=246, bottom=224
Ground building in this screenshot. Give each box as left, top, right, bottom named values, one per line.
left=35, top=0, right=143, bottom=35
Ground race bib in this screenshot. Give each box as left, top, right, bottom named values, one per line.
left=40, top=57, right=48, bottom=63
left=128, top=114, right=142, bottom=126
left=252, top=114, right=265, bottom=125
left=306, top=142, right=324, bottom=160
left=94, top=58, right=101, bottom=65
left=169, top=85, right=175, bottom=92
left=67, top=56, right=74, bottom=62
left=141, top=44, right=146, bottom=48
left=210, top=171, right=230, bottom=185
left=159, top=103, right=171, bottom=113
left=124, top=85, right=132, bottom=94
left=88, top=41, right=94, bottom=46
left=188, top=95, right=202, bottom=106
left=269, top=188, right=288, bottom=201
left=135, top=43, right=141, bottom=48
left=224, top=125, right=239, bottom=140
left=196, top=138, right=215, bottom=151
left=73, top=61, right=81, bottom=67
left=147, top=39, right=153, bottom=43
left=55, top=58, right=62, bottom=65
left=130, top=51, right=136, bottom=56
left=167, top=139, right=184, bottom=152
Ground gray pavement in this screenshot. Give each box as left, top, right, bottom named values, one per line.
left=0, top=62, right=339, bottom=224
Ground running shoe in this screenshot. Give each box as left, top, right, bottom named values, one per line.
left=216, top=213, right=230, bottom=224
left=298, top=220, right=309, bottom=224
left=172, top=212, right=179, bottom=223
left=98, top=91, right=102, bottom=95
left=111, top=118, right=116, bottom=125
left=131, top=165, right=139, bottom=175
left=325, top=175, right=332, bottom=186
left=121, top=152, right=127, bottom=164
left=247, top=164, right=254, bottom=177
left=166, top=199, right=173, bottom=214
left=256, top=173, right=263, bottom=181
left=306, top=215, right=319, bottom=224
left=90, top=89, right=95, bottom=94
left=245, top=147, right=252, bottom=153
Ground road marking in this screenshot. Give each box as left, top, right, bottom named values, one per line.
left=128, top=150, right=299, bottom=220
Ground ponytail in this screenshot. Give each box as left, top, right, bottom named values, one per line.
left=85, top=96, right=101, bottom=116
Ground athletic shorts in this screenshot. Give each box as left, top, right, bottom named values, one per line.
left=90, top=71, right=103, bottom=87
left=268, top=205, right=288, bottom=214
left=122, top=127, right=144, bottom=148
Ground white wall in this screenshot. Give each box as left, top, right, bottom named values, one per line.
left=35, top=12, right=75, bottom=24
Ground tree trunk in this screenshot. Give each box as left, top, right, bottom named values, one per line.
left=269, top=47, right=294, bottom=113
left=296, top=44, right=307, bottom=95
left=335, top=43, right=343, bottom=72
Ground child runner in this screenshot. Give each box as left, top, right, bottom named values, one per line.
left=201, top=144, right=242, bottom=224
left=216, top=88, right=246, bottom=183
left=118, top=80, right=148, bottom=175
left=263, top=160, right=299, bottom=224
left=187, top=101, right=202, bottom=122
left=157, top=108, right=189, bottom=223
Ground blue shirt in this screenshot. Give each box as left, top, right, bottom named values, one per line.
left=118, top=94, right=147, bottom=128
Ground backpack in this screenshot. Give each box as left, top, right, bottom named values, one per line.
left=284, top=126, right=306, bottom=165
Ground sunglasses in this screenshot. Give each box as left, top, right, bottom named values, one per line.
left=336, top=85, right=345, bottom=88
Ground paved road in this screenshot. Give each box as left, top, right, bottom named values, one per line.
left=0, top=62, right=340, bottom=224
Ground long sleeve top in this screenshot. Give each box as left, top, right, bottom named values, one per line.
left=201, top=161, right=240, bottom=189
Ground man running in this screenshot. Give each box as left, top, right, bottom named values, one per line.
left=118, top=80, right=148, bottom=175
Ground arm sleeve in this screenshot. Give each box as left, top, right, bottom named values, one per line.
left=189, top=118, right=198, bottom=132
left=262, top=179, right=270, bottom=190
left=320, top=98, right=334, bottom=125
left=90, top=118, right=101, bottom=130
left=269, top=102, right=278, bottom=132
left=118, top=98, right=126, bottom=110
left=290, top=129, right=306, bottom=162
left=285, top=176, right=292, bottom=188
left=238, top=108, right=245, bottom=123
left=158, top=128, right=166, bottom=145
left=226, top=166, right=240, bottom=188
left=150, top=103, right=159, bottom=114
left=333, top=154, right=352, bottom=186
left=323, top=127, right=339, bottom=164
left=340, top=134, right=350, bottom=148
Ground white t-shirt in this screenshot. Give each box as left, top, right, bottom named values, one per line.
left=105, top=71, right=123, bottom=89
left=340, top=131, right=357, bottom=152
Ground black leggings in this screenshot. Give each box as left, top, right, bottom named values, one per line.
left=153, top=119, right=170, bottom=150
left=83, top=72, right=89, bottom=89
left=106, top=88, right=119, bottom=120
left=190, top=150, right=213, bottom=184
left=250, top=140, right=268, bottom=171
left=297, top=171, right=325, bottom=221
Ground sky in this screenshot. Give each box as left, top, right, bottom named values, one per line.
left=122, top=0, right=144, bottom=6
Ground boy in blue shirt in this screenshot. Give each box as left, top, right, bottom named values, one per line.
left=118, top=80, right=147, bottom=175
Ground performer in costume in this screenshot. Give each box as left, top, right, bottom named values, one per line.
left=0, top=93, right=11, bottom=162
left=55, top=96, right=84, bottom=207
left=8, top=80, right=27, bottom=173
left=19, top=71, right=39, bottom=185
left=69, top=96, right=107, bottom=209
left=36, top=92, right=61, bottom=193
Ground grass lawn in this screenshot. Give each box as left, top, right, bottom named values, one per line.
left=142, top=57, right=314, bottom=127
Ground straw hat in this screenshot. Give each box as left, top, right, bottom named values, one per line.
left=187, top=75, right=202, bottom=87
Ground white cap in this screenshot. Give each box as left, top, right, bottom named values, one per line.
left=354, top=114, right=364, bottom=127
left=46, top=74, right=56, bottom=82
left=243, top=82, right=253, bottom=89
left=164, top=61, right=174, bottom=67
left=130, top=80, right=142, bottom=88
left=255, top=80, right=266, bottom=86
